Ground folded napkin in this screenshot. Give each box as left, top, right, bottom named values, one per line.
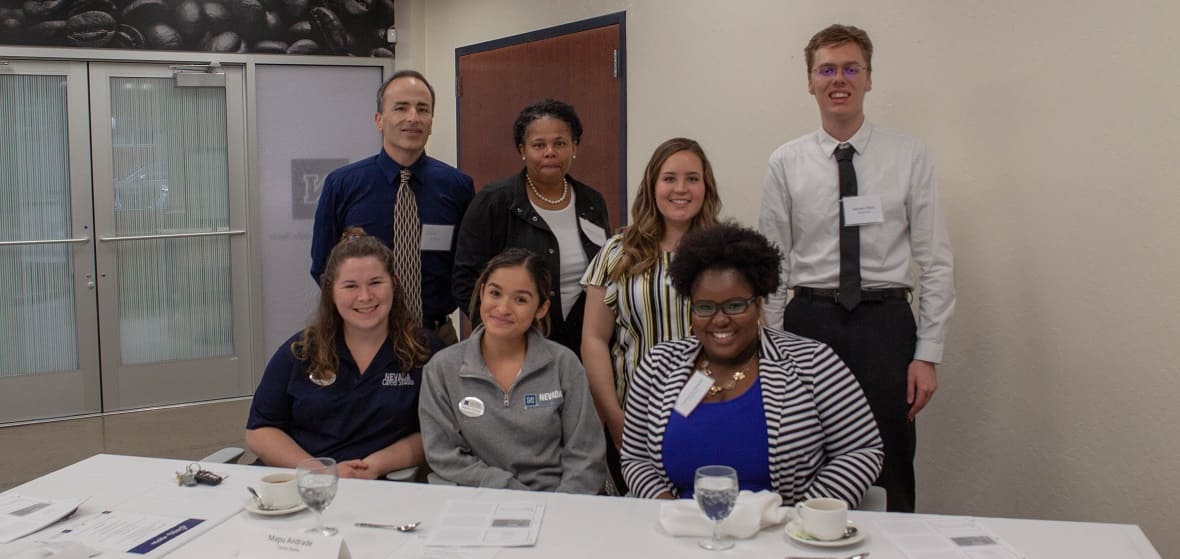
left=659, top=490, right=790, bottom=539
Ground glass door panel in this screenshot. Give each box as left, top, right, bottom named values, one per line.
left=89, top=63, right=252, bottom=411
left=108, top=76, right=234, bottom=365
left=0, top=61, right=101, bottom=423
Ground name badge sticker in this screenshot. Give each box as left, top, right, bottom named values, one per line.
left=579, top=218, right=607, bottom=247
left=420, top=224, right=454, bottom=251
left=673, top=372, right=714, bottom=417
left=841, top=195, right=884, bottom=226
left=458, top=397, right=485, bottom=418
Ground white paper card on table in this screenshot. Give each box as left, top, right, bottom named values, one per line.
left=425, top=501, right=544, bottom=547
left=841, top=195, right=884, bottom=226
left=40, top=510, right=208, bottom=557
left=238, top=528, right=350, bottom=559
left=0, top=494, right=85, bottom=544
left=875, top=516, right=1025, bottom=559
left=420, top=225, right=454, bottom=252
left=673, top=372, right=714, bottom=417
left=390, top=539, right=498, bottom=559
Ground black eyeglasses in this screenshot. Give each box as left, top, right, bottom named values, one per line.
left=691, top=297, right=758, bottom=317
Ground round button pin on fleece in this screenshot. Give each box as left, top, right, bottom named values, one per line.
left=458, top=397, right=485, bottom=418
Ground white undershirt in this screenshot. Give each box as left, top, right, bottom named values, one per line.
left=533, top=191, right=587, bottom=318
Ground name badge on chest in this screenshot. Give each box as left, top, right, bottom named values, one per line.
left=458, top=396, right=485, bottom=418
left=673, top=372, right=715, bottom=417
left=841, top=195, right=884, bottom=226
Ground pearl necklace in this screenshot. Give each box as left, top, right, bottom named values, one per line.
left=697, top=354, right=758, bottom=397
left=526, top=174, right=570, bottom=205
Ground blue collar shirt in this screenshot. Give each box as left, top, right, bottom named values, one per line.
left=311, top=150, right=475, bottom=327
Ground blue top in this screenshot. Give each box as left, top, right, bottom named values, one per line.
left=247, top=332, right=429, bottom=462
left=662, top=377, right=774, bottom=498
left=310, top=150, right=475, bottom=327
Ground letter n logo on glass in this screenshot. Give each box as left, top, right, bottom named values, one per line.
left=291, top=158, right=348, bottom=219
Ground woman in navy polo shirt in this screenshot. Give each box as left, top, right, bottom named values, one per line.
left=247, top=229, right=434, bottom=479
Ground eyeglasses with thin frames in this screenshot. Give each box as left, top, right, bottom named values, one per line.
left=691, top=297, right=758, bottom=318
left=811, top=64, right=866, bottom=80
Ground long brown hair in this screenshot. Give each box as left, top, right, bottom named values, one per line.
left=293, top=227, right=429, bottom=382
left=610, top=138, right=721, bottom=282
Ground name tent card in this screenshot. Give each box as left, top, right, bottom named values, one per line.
left=239, top=529, right=351, bottom=559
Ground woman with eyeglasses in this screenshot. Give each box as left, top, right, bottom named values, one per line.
left=620, top=223, right=883, bottom=505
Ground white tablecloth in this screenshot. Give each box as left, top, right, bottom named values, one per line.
left=1, top=454, right=1162, bottom=558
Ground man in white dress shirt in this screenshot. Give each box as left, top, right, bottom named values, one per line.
left=758, top=24, right=955, bottom=512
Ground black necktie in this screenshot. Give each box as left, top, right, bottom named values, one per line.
left=835, top=144, right=861, bottom=311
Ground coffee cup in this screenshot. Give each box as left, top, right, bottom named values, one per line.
left=794, top=497, right=848, bottom=540
left=257, top=472, right=299, bottom=509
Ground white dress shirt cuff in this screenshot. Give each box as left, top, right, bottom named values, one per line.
left=914, top=340, right=944, bottom=364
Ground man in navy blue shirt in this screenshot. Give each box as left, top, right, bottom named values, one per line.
left=311, top=70, right=474, bottom=344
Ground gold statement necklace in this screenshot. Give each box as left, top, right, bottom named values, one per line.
left=697, top=353, right=758, bottom=397
left=526, top=173, right=570, bottom=205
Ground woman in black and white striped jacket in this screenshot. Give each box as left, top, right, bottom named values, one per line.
left=620, top=223, right=883, bottom=506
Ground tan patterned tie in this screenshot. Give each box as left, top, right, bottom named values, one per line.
left=392, top=168, right=422, bottom=324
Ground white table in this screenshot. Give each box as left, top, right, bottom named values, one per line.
left=2, top=454, right=1162, bottom=558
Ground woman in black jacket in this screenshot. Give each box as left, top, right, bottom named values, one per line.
left=452, top=99, right=609, bottom=356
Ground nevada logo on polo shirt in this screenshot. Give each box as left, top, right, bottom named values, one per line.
left=523, top=389, right=563, bottom=409
left=382, top=372, right=415, bottom=387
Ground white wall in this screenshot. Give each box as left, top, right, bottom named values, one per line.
left=398, top=1, right=1180, bottom=555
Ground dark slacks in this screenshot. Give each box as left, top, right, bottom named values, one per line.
left=783, top=295, right=918, bottom=512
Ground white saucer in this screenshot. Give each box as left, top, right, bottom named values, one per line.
left=243, top=498, right=307, bottom=516
left=785, top=519, right=865, bottom=547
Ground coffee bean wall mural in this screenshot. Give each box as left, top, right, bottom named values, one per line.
left=0, top=0, right=396, bottom=56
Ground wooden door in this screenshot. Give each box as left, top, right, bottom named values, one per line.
left=457, top=13, right=626, bottom=231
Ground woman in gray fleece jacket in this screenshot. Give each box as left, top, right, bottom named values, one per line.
left=420, top=248, right=606, bottom=493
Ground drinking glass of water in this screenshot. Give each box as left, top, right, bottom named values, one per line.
left=694, top=465, right=738, bottom=551
left=296, top=457, right=339, bottom=536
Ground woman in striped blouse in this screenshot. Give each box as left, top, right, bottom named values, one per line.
left=581, top=138, right=722, bottom=492
left=620, top=223, right=883, bottom=505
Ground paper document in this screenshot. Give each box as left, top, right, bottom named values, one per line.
left=876, top=516, right=1026, bottom=559
left=393, top=539, right=499, bottom=559
left=42, top=510, right=207, bottom=557
left=0, top=494, right=84, bottom=544
left=425, top=501, right=545, bottom=547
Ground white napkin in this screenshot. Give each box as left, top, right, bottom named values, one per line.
left=659, top=490, right=790, bottom=539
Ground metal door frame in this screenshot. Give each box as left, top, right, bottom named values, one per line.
left=0, top=59, right=102, bottom=423
left=87, top=62, right=252, bottom=411
left=0, top=47, right=393, bottom=424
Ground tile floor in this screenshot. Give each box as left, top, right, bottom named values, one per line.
left=0, top=399, right=257, bottom=491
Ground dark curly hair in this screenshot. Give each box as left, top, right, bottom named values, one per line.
left=511, top=98, right=584, bottom=148
left=669, top=222, right=783, bottom=299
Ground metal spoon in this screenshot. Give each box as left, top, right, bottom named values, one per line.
left=843, top=525, right=859, bottom=538
left=245, top=487, right=277, bottom=511
left=354, top=521, right=421, bottom=532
